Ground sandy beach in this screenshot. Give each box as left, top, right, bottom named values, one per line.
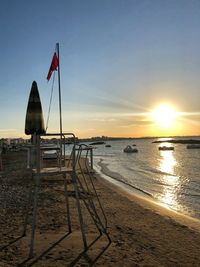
left=1, top=151, right=200, bottom=266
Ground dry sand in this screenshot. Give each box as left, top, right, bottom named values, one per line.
left=1, top=151, right=200, bottom=266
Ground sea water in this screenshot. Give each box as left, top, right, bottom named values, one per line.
left=91, top=137, right=200, bottom=220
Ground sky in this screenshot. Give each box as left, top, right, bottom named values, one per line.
left=1, top=0, right=200, bottom=139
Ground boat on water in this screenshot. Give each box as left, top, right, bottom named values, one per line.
left=89, top=141, right=105, bottom=145
left=158, top=146, right=174, bottom=151
left=123, top=145, right=138, bottom=153
left=187, top=144, right=200, bottom=149
left=105, top=144, right=111, bottom=147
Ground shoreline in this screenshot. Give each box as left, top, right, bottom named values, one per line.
left=94, top=167, right=200, bottom=233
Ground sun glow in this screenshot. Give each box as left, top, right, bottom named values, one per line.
left=151, top=104, right=178, bottom=129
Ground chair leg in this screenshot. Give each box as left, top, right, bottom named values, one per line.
left=22, top=185, right=33, bottom=236
left=28, top=178, right=40, bottom=258
left=63, top=174, right=72, bottom=233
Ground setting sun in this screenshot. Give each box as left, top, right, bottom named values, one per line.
left=151, top=104, right=178, bottom=129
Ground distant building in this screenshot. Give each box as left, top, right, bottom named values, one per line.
left=0, top=138, right=10, bottom=147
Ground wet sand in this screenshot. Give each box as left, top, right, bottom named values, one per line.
left=1, top=151, right=200, bottom=266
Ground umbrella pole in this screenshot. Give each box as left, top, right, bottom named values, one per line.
left=29, top=134, right=41, bottom=258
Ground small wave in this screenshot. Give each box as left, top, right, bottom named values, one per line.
left=181, top=192, right=200, bottom=198
left=119, top=165, right=175, bottom=187
left=125, top=164, right=176, bottom=177
left=97, top=159, right=153, bottom=198
left=94, top=154, right=115, bottom=158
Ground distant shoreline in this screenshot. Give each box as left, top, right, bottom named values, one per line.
left=78, top=135, right=200, bottom=143
left=152, top=139, right=200, bottom=144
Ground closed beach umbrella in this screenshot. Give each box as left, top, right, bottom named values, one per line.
left=25, top=81, right=45, bottom=135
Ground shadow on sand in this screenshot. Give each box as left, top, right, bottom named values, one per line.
left=1, top=230, right=111, bottom=267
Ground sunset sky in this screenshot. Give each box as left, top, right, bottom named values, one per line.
left=1, top=0, right=200, bottom=138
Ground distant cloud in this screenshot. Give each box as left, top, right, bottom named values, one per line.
left=118, top=120, right=154, bottom=128
left=178, top=117, right=200, bottom=126
left=72, top=89, right=151, bottom=114
left=87, top=117, right=117, bottom=122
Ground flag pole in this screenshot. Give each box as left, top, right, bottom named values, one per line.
left=56, top=42, right=63, bottom=136
left=56, top=42, right=63, bottom=163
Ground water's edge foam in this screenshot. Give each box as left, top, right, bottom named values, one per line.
left=96, top=158, right=153, bottom=198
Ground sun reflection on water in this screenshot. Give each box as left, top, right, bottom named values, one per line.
left=157, top=147, right=182, bottom=211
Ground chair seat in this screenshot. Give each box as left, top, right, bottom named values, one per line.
left=32, top=166, right=73, bottom=176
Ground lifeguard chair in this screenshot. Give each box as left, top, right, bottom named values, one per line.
left=23, top=81, right=110, bottom=263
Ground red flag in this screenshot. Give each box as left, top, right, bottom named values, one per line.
left=47, top=52, right=59, bottom=81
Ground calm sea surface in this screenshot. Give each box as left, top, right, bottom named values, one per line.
left=91, top=137, right=200, bottom=220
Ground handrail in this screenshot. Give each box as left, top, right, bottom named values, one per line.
left=25, top=132, right=76, bottom=170
left=74, top=144, right=108, bottom=229
left=41, top=133, right=76, bottom=169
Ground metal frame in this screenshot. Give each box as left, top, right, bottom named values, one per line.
left=23, top=132, right=111, bottom=261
